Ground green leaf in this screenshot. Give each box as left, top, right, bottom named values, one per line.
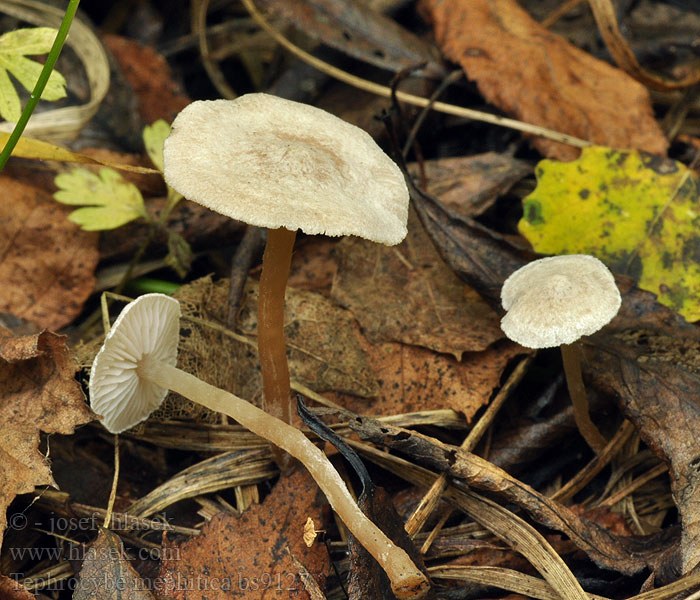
left=519, top=146, right=700, bottom=321
left=0, top=27, right=67, bottom=122
left=54, top=168, right=148, bottom=231
left=143, top=119, right=171, bottom=173
left=0, top=67, right=20, bottom=122
left=0, top=27, right=57, bottom=55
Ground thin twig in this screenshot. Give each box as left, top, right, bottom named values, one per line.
left=103, top=435, right=120, bottom=529
left=404, top=355, right=533, bottom=538
left=240, top=0, right=590, bottom=149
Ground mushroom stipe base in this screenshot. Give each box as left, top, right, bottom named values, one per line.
left=136, top=354, right=430, bottom=600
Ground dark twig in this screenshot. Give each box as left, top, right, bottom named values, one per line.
left=226, top=225, right=264, bottom=327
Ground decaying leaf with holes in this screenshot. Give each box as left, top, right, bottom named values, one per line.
left=168, top=276, right=379, bottom=415
left=0, top=328, right=93, bottom=551
left=519, top=147, right=700, bottom=320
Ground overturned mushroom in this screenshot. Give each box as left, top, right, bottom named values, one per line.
left=163, top=94, right=409, bottom=469
left=500, top=255, right=621, bottom=452
left=89, top=294, right=429, bottom=600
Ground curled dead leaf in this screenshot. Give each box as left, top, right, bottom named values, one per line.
left=0, top=328, right=93, bottom=549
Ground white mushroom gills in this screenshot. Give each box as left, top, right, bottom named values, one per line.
left=90, top=294, right=429, bottom=599
left=499, top=254, right=622, bottom=453
left=162, top=94, right=411, bottom=471
left=136, top=356, right=428, bottom=599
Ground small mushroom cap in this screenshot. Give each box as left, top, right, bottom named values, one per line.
left=163, top=94, right=409, bottom=246
left=89, top=294, right=180, bottom=433
left=500, top=254, right=621, bottom=348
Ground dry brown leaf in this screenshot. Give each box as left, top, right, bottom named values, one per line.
left=159, top=469, right=330, bottom=600
left=0, top=176, right=99, bottom=330
left=73, top=528, right=155, bottom=600
left=338, top=338, right=523, bottom=419
left=287, top=238, right=338, bottom=295
left=582, top=280, right=700, bottom=573
left=260, top=0, right=442, bottom=76
left=0, top=329, right=93, bottom=549
left=423, top=0, right=668, bottom=160
left=103, top=34, right=191, bottom=124
left=410, top=153, right=530, bottom=217
left=588, top=336, right=700, bottom=573
left=332, top=210, right=503, bottom=360
left=0, top=575, right=34, bottom=600
left=174, top=276, right=379, bottom=405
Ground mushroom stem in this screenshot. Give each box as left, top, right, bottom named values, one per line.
left=560, top=342, right=607, bottom=453
left=137, top=354, right=430, bottom=600
left=258, top=226, right=297, bottom=471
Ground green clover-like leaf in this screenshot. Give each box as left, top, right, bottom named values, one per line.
left=54, top=168, right=148, bottom=231
left=143, top=119, right=171, bottom=173
left=0, top=27, right=67, bottom=122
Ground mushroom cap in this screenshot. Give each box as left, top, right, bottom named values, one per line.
left=163, top=94, right=409, bottom=246
left=89, top=294, right=180, bottom=433
left=500, top=255, right=621, bottom=348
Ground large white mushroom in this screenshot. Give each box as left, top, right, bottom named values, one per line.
left=162, top=94, right=409, bottom=470
left=89, top=294, right=429, bottom=600
left=500, top=255, right=622, bottom=452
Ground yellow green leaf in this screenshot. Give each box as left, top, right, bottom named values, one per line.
left=54, top=168, right=148, bottom=231
left=143, top=119, right=171, bottom=172
left=519, top=146, right=700, bottom=320
left=0, top=131, right=159, bottom=173
left=0, top=55, right=66, bottom=100
left=0, top=27, right=66, bottom=122
left=0, top=66, right=19, bottom=121
left=0, top=27, right=57, bottom=55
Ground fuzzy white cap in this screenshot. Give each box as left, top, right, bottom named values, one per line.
left=501, top=255, right=621, bottom=348
left=89, top=294, right=180, bottom=433
left=163, top=94, right=409, bottom=245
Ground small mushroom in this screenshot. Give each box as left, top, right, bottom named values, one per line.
left=90, top=294, right=429, bottom=600
left=162, top=94, right=409, bottom=469
left=500, top=255, right=621, bottom=452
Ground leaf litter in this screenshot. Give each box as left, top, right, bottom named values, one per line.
left=5, top=2, right=700, bottom=599
left=158, top=469, right=330, bottom=600
left=0, top=176, right=99, bottom=330
left=423, top=0, right=668, bottom=160
left=520, top=146, right=700, bottom=320
left=0, top=327, right=93, bottom=551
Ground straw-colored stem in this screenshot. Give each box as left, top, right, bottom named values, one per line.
left=137, top=355, right=429, bottom=600
left=258, top=226, right=297, bottom=471
left=561, top=343, right=607, bottom=453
